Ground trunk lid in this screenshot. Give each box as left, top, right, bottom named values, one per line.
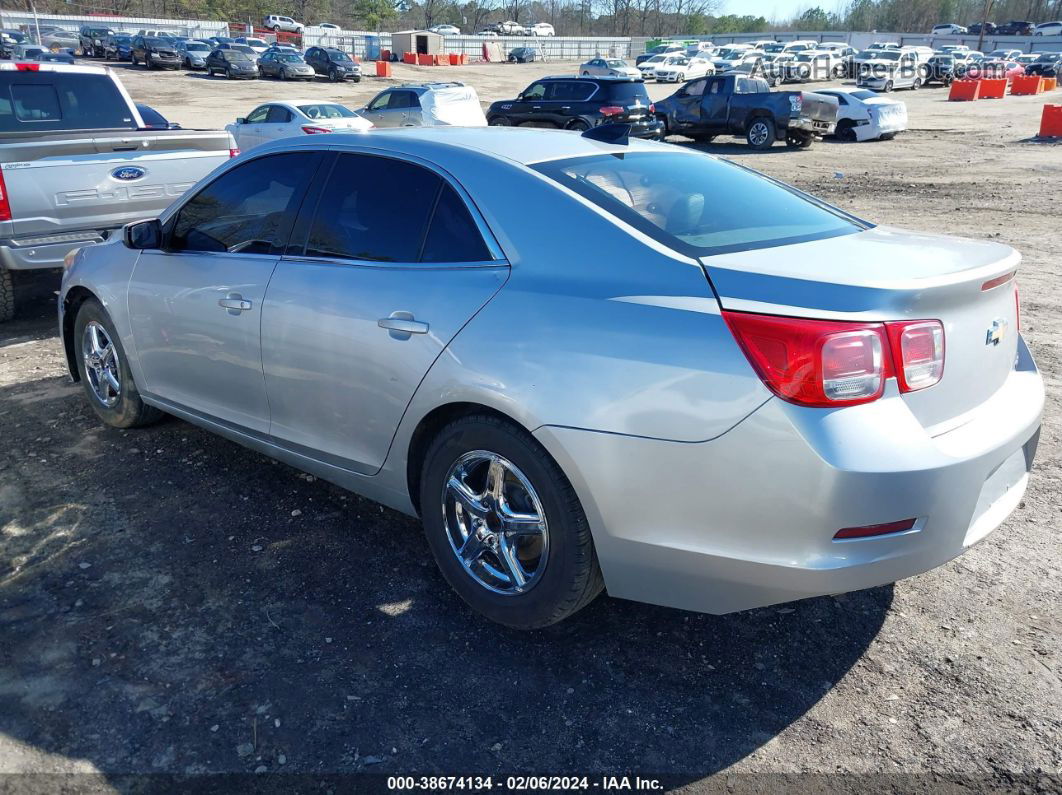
left=702, top=226, right=1020, bottom=433
left=795, top=91, right=840, bottom=123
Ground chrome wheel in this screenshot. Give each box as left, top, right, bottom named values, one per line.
left=82, top=321, right=121, bottom=407
left=749, top=121, right=770, bottom=147
left=442, top=451, right=549, bottom=596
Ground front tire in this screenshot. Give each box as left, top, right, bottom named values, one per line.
left=419, top=415, right=604, bottom=629
left=884, top=80, right=894, bottom=92
left=786, top=130, right=813, bottom=149
left=73, top=299, right=162, bottom=429
left=488, top=115, right=511, bottom=126
left=328, top=68, right=339, bottom=82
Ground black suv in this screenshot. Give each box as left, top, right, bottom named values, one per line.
left=79, top=25, right=114, bottom=57
left=131, top=36, right=180, bottom=69
left=304, top=47, right=362, bottom=82
left=486, top=76, right=664, bottom=139
left=1025, top=52, right=1061, bottom=78
left=996, top=20, right=1034, bottom=35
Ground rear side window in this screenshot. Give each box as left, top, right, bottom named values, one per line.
left=304, top=153, right=489, bottom=264
left=170, top=152, right=320, bottom=255
left=551, top=81, right=595, bottom=101
left=0, top=73, right=136, bottom=131
left=532, top=152, right=866, bottom=257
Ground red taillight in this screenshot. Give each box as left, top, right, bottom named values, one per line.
left=0, top=167, right=10, bottom=222
left=648, top=103, right=655, bottom=114
left=885, top=320, right=944, bottom=392
left=834, top=518, right=917, bottom=540
left=228, top=148, right=240, bottom=158
left=598, top=105, right=624, bottom=117
left=722, top=312, right=889, bottom=407
left=301, top=126, right=333, bottom=134
left=981, top=271, right=1015, bottom=291
left=15, top=63, right=39, bottom=71
left=724, top=311, right=946, bottom=407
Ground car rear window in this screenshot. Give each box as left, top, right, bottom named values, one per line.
left=0, top=72, right=137, bottom=132
left=600, top=81, right=651, bottom=103
left=532, top=152, right=867, bottom=257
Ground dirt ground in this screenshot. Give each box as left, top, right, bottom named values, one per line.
left=0, top=59, right=1060, bottom=789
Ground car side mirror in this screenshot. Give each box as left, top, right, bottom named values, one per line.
left=124, top=218, right=162, bottom=250
left=236, top=117, right=245, bottom=124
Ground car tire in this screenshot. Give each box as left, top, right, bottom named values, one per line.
left=328, top=68, right=339, bottom=82
left=0, top=268, right=14, bottom=323
left=273, top=25, right=281, bottom=32
left=691, top=134, right=716, bottom=143
left=884, top=80, right=894, bottom=92
left=769, top=75, right=781, bottom=87
left=566, top=119, right=590, bottom=131
left=911, top=78, right=921, bottom=90
left=131, top=54, right=137, bottom=66
left=419, top=414, right=604, bottom=629
left=836, top=119, right=857, bottom=142
left=73, top=298, right=163, bottom=429
left=487, top=116, right=511, bottom=126
left=746, top=116, right=774, bottom=150
left=279, top=69, right=287, bottom=80
left=227, top=68, right=234, bottom=79
left=352, top=75, right=361, bottom=83
left=880, top=132, right=896, bottom=141
left=786, top=131, right=814, bottom=149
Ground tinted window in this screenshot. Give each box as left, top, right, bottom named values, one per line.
left=297, top=103, right=356, bottom=119
left=389, top=91, right=416, bottom=109
left=265, top=105, right=292, bottom=123
left=532, top=152, right=865, bottom=258
left=551, top=81, right=595, bottom=101
left=0, top=73, right=136, bottom=131
left=306, top=154, right=440, bottom=262
left=601, top=81, right=650, bottom=103
left=170, top=152, right=319, bottom=255
left=421, top=185, right=491, bottom=263
left=684, top=80, right=706, bottom=97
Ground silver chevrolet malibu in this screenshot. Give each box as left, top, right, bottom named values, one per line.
left=60, top=128, right=1043, bottom=629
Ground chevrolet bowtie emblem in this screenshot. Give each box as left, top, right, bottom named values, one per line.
left=986, top=318, right=1008, bottom=347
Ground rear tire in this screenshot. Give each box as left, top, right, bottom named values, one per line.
left=73, top=298, right=163, bottom=429
left=746, top=116, right=775, bottom=150
left=419, top=414, right=604, bottom=629
left=0, top=268, right=14, bottom=323
left=911, top=77, right=921, bottom=90
left=566, top=119, right=590, bottom=131
left=786, top=130, right=813, bottom=149
left=836, top=119, right=857, bottom=142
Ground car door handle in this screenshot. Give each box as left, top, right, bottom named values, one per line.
left=378, top=315, right=429, bottom=335
left=218, top=295, right=252, bottom=311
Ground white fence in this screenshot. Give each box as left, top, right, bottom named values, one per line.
left=302, top=30, right=632, bottom=60
left=0, top=11, right=228, bottom=39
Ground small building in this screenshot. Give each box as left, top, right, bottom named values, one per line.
left=391, top=29, right=444, bottom=57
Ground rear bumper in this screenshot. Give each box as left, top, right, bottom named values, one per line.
left=790, top=116, right=835, bottom=135
left=621, top=119, right=666, bottom=139
left=0, top=232, right=110, bottom=271
left=533, top=336, right=1044, bottom=615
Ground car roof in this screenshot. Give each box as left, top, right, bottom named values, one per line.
left=265, top=126, right=669, bottom=168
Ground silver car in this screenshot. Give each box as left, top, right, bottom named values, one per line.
left=59, top=129, right=1043, bottom=629
left=580, top=57, right=641, bottom=78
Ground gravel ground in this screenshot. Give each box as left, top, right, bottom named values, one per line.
left=0, top=60, right=1059, bottom=789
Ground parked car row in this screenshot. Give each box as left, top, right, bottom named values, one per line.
left=932, top=20, right=1061, bottom=36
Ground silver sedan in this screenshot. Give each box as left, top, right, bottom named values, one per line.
left=59, top=129, right=1043, bottom=628
left=579, top=57, right=641, bottom=78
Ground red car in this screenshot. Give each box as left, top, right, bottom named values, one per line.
left=966, top=59, right=1025, bottom=82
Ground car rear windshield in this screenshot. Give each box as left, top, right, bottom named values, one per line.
left=600, top=81, right=651, bottom=103
left=531, top=152, right=866, bottom=257
left=0, top=72, right=136, bottom=132
left=297, top=103, right=356, bottom=118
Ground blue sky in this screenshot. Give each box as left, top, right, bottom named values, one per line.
left=725, top=0, right=845, bottom=23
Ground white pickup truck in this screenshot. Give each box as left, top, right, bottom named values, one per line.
left=0, top=63, right=236, bottom=321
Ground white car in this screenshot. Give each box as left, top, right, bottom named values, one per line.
left=430, top=24, right=461, bottom=36
left=496, top=21, right=527, bottom=35
left=818, top=89, right=907, bottom=142
left=580, top=57, right=640, bottom=78
left=712, top=46, right=760, bottom=70
left=235, top=37, right=270, bottom=56
left=654, top=55, right=714, bottom=82
left=263, top=14, right=303, bottom=34
left=226, top=101, right=372, bottom=151
left=637, top=54, right=668, bottom=80
left=317, top=22, right=340, bottom=30
left=476, top=30, right=499, bottom=37
left=931, top=23, right=967, bottom=35
left=987, top=48, right=1022, bottom=61
left=869, top=41, right=900, bottom=50
left=529, top=23, right=555, bottom=36
left=1034, top=21, right=1062, bottom=36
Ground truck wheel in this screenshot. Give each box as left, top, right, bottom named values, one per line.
left=836, top=119, right=857, bottom=142
left=0, top=268, right=14, bottom=323
left=746, top=117, right=774, bottom=150
left=786, top=131, right=813, bottom=149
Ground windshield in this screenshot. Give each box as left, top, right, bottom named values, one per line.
left=666, top=56, right=687, bottom=65
left=297, top=103, right=356, bottom=118
left=114, top=36, right=131, bottom=44
left=329, top=51, right=352, bottom=61
left=245, top=39, right=267, bottom=47
left=872, top=51, right=902, bottom=61
left=224, top=51, right=250, bottom=61
left=1036, top=54, right=1060, bottom=62
left=185, top=42, right=209, bottom=51
left=278, top=54, right=302, bottom=62
left=532, top=153, right=863, bottom=257
left=144, top=38, right=169, bottom=48
left=763, top=43, right=783, bottom=53
left=717, top=49, right=742, bottom=59
left=606, top=59, right=626, bottom=67
left=644, top=55, right=664, bottom=64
